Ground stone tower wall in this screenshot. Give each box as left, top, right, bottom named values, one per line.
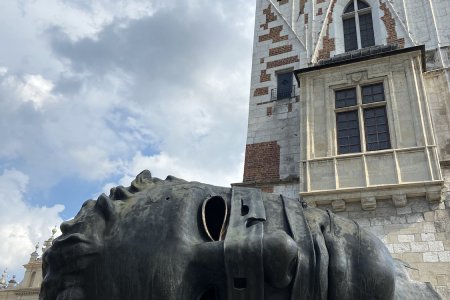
left=243, top=0, right=450, bottom=298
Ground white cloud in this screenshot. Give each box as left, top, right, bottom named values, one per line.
left=102, top=150, right=245, bottom=195
left=0, top=67, right=7, bottom=76
left=20, top=74, right=55, bottom=108
left=0, top=169, right=63, bottom=279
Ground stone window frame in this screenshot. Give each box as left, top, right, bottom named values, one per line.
left=342, top=0, right=375, bottom=52
left=334, top=81, right=392, bottom=155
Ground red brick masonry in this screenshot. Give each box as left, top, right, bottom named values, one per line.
left=244, top=141, right=280, bottom=183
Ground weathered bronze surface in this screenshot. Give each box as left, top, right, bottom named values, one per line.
left=40, top=170, right=441, bottom=300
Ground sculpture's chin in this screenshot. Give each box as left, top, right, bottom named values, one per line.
left=55, top=286, right=85, bottom=300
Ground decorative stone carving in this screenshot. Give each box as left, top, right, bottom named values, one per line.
left=393, top=194, right=408, bottom=207
left=332, top=199, right=346, bottom=212
left=427, top=191, right=442, bottom=202
left=362, top=196, right=377, bottom=211
left=40, top=171, right=441, bottom=300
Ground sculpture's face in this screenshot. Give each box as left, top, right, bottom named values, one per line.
left=41, top=171, right=399, bottom=300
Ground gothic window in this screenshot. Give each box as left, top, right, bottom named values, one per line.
left=335, top=83, right=390, bottom=154
left=343, top=0, right=375, bottom=52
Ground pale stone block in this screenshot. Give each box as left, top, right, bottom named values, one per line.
left=349, top=210, right=376, bottom=219
left=392, top=194, right=407, bottom=207
left=435, top=210, right=450, bottom=221
left=435, top=232, right=446, bottom=241
left=402, top=252, right=422, bottom=262
left=354, top=218, right=370, bottom=227
left=438, top=251, right=450, bottom=262
left=393, top=243, right=411, bottom=253
left=397, top=206, right=412, bottom=215
left=410, top=242, right=429, bottom=252
left=370, top=217, right=391, bottom=226
left=444, top=240, right=450, bottom=251
left=423, top=252, right=439, bottom=262
left=423, top=211, right=435, bottom=222
left=398, top=234, right=415, bottom=242
left=421, top=233, right=436, bottom=241
left=387, top=234, right=398, bottom=243
left=422, top=222, right=437, bottom=233
left=428, top=241, right=445, bottom=252
left=406, top=213, right=424, bottom=223
left=390, top=215, right=406, bottom=224
left=436, top=274, right=448, bottom=286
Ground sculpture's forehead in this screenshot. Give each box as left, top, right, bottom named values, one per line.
left=106, top=182, right=231, bottom=242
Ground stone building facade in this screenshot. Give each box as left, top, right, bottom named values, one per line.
left=239, top=0, right=450, bottom=298
left=0, top=229, right=56, bottom=300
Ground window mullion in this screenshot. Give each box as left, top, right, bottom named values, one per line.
left=353, top=0, right=362, bottom=49
left=357, top=85, right=366, bottom=152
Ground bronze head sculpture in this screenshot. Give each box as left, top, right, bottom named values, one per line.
left=40, top=170, right=440, bottom=300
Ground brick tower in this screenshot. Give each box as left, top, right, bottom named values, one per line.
left=237, top=0, right=450, bottom=297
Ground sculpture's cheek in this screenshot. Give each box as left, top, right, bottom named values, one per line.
left=263, top=231, right=298, bottom=289
left=321, top=215, right=396, bottom=300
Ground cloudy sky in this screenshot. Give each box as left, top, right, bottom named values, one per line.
left=0, top=0, right=255, bottom=279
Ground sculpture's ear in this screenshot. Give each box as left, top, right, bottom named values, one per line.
left=201, top=196, right=229, bottom=241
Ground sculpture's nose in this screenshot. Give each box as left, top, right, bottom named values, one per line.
left=263, top=230, right=298, bottom=288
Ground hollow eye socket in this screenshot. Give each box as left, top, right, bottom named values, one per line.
left=197, top=287, right=219, bottom=300
left=201, top=196, right=228, bottom=241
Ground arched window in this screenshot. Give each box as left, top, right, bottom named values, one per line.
left=343, top=0, right=375, bottom=52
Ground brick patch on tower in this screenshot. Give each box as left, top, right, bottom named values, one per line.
left=243, top=141, right=280, bottom=183
left=259, top=26, right=289, bottom=43
left=279, top=0, right=289, bottom=4
left=379, top=1, right=405, bottom=48
left=316, top=0, right=325, bottom=3
left=267, top=106, right=273, bottom=116
left=269, top=45, right=293, bottom=56
left=260, top=58, right=265, bottom=63
left=267, top=56, right=299, bottom=69
left=260, top=5, right=277, bottom=30
left=260, top=70, right=271, bottom=82
left=317, top=0, right=337, bottom=60
left=254, top=87, right=269, bottom=96
left=288, top=103, right=293, bottom=112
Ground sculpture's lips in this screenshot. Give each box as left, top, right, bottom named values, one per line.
left=46, top=233, right=100, bottom=272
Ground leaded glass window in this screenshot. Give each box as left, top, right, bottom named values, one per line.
left=343, top=0, right=375, bottom=52
left=335, top=83, right=391, bottom=154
